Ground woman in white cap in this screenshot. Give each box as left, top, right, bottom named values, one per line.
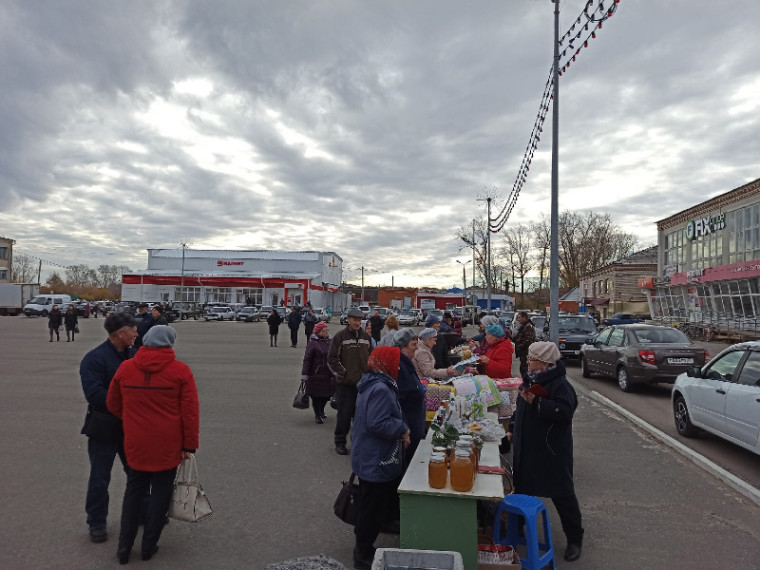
left=413, top=328, right=457, bottom=379
left=507, top=341, right=584, bottom=563
left=107, top=325, right=200, bottom=564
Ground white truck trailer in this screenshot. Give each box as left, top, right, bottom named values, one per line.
left=0, top=283, right=40, bottom=316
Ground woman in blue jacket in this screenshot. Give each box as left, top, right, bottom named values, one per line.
left=351, top=346, right=410, bottom=570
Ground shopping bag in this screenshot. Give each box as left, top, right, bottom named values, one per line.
left=478, top=535, right=519, bottom=567
left=292, top=381, right=310, bottom=409
left=168, top=455, right=213, bottom=523
left=333, top=472, right=360, bottom=525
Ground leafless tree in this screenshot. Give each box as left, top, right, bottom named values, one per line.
left=455, top=218, right=488, bottom=289
left=95, top=265, right=129, bottom=288
left=46, top=272, right=65, bottom=290
left=66, top=264, right=97, bottom=288
left=11, top=253, right=36, bottom=283
left=501, top=224, right=535, bottom=303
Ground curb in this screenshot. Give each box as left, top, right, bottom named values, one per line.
left=574, top=383, right=760, bottom=507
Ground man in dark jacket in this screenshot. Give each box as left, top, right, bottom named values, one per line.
left=392, top=328, right=425, bottom=469
left=134, top=303, right=153, bottom=348
left=328, top=307, right=373, bottom=455
left=507, top=341, right=584, bottom=563
left=287, top=306, right=302, bottom=348
left=302, top=308, right=319, bottom=343
left=151, top=304, right=168, bottom=326
left=513, top=311, right=536, bottom=376
left=368, top=309, right=384, bottom=343
left=79, top=313, right=138, bottom=544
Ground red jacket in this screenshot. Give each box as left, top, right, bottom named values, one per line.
left=484, top=336, right=514, bottom=379
left=107, top=347, right=199, bottom=472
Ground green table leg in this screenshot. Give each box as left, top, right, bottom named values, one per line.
left=400, top=493, right=478, bottom=570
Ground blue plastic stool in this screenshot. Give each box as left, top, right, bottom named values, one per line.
left=492, top=494, right=557, bottom=570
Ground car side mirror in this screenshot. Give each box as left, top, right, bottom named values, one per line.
left=685, top=366, right=702, bottom=378
left=584, top=338, right=595, bottom=345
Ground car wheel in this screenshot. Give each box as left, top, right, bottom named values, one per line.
left=581, top=356, right=592, bottom=378
left=193, top=315, right=198, bottom=320
left=673, top=395, right=699, bottom=438
left=617, top=366, right=634, bottom=392
left=41, top=310, right=49, bottom=317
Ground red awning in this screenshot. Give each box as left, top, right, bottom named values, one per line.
left=590, top=297, right=610, bottom=306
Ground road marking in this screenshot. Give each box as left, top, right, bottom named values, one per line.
left=569, top=379, right=760, bottom=507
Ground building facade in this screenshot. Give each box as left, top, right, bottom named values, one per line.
left=647, top=177, right=760, bottom=325
left=579, top=246, right=657, bottom=319
left=121, top=249, right=351, bottom=310
left=0, top=236, right=14, bottom=283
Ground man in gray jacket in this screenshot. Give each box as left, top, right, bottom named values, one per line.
left=328, top=308, right=373, bottom=455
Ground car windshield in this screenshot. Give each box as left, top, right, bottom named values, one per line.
left=557, top=317, right=597, bottom=333
left=632, top=328, right=689, bottom=344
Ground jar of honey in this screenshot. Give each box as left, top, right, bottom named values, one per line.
left=450, top=449, right=474, bottom=492
left=428, top=453, right=447, bottom=489
left=459, top=435, right=479, bottom=473
left=432, top=446, right=448, bottom=467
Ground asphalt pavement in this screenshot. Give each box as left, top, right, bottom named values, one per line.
left=0, top=317, right=758, bottom=569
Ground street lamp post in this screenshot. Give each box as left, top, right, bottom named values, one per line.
left=456, top=260, right=471, bottom=300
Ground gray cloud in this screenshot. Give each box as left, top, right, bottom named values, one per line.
left=1, top=0, right=758, bottom=287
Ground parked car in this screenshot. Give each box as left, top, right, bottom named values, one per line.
left=167, top=301, right=202, bottom=320
left=427, top=309, right=444, bottom=322
left=671, top=340, right=760, bottom=455
left=340, top=309, right=350, bottom=325
left=236, top=306, right=261, bottom=322
left=553, top=315, right=599, bottom=360
left=358, top=305, right=371, bottom=317
left=204, top=306, right=236, bottom=321
left=311, top=307, right=331, bottom=323
left=397, top=309, right=419, bottom=326
left=275, top=306, right=288, bottom=320
left=410, top=308, right=423, bottom=323
left=580, top=324, right=710, bottom=392
left=602, top=313, right=645, bottom=326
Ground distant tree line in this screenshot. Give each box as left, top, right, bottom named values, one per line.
left=11, top=255, right=130, bottom=299
left=456, top=210, right=640, bottom=307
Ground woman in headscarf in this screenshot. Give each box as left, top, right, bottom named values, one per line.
left=413, top=328, right=457, bottom=379
left=468, top=315, right=500, bottom=356
left=479, top=324, right=514, bottom=378
left=378, top=314, right=400, bottom=346
left=507, top=341, right=584, bottom=563
left=47, top=304, right=63, bottom=342
left=266, top=308, right=283, bottom=347
left=300, top=321, right=335, bottom=424
left=64, top=304, right=79, bottom=342
left=351, top=346, right=410, bottom=570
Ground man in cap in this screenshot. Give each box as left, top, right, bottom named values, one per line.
left=328, top=307, right=373, bottom=455
left=151, top=304, right=168, bottom=326
left=134, top=303, right=153, bottom=348
left=507, top=341, right=584, bottom=563
left=79, top=313, right=138, bottom=543
left=513, top=311, right=537, bottom=376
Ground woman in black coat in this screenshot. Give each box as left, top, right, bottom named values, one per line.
left=266, top=309, right=283, bottom=347
left=47, top=304, right=63, bottom=342
left=64, top=304, right=79, bottom=342
left=392, top=328, right=426, bottom=471
left=507, top=341, right=584, bottom=563
left=300, top=322, right=335, bottom=423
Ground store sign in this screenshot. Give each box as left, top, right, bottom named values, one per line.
left=217, top=260, right=244, bottom=266
left=685, top=213, right=726, bottom=241
left=638, top=277, right=654, bottom=289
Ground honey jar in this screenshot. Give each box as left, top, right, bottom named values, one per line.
left=428, top=452, right=447, bottom=489
left=450, top=449, right=474, bottom=492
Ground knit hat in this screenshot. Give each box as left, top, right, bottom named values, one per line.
left=143, top=325, right=177, bottom=348
left=424, top=314, right=440, bottom=327
left=485, top=324, right=505, bottom=338
left=392, top=327, right=417, bottom=348
left=480, top=315, right=499, bottom=327
left=347, top=308, right=363, bottom=319
left=528, top=341, right=561, bottom=364
left=367, top=346, right=401, bottom=381
left=104, top=313, right=136, bottom=333
left=418, top=327, right=438, bottom=341
left=313, top=321, right=328, bottom=334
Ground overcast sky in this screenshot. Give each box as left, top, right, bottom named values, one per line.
left=1, top=0, right=758, bottom=288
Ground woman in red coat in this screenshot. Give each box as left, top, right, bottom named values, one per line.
left=107, top=325, right=199, bottom=564
left=480, top=324, right=514, bottom=378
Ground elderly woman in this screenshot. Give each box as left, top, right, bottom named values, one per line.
left=377, top=315, right=400, bottom=346
left=392, top=328, right=426, bottom=468
left=468, top=315, right=500, bottom=356
left=301, top=321, right=335, bottom=424
left=479, top=324, right=514, bottom=378
left=362, top=320, right=378, bottom=349
left=413, top=328, right=457, bottom=379
left=351, top=346, right=410, bottom=570
left=507, top=341, right=583, bottom=563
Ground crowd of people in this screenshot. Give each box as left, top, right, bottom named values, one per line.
left=74, top=304, right=581, bottom=567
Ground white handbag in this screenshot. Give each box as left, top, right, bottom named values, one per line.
left=168, top=455, right=213, bottom=523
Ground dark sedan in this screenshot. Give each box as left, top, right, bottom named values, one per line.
left=580, top=324, right=709, bottom=392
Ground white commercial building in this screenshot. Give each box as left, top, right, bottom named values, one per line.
left=122, top=249, right=351, bottom=310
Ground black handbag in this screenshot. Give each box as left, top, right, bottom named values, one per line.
left=333, top=472, right=360, bottom=525
left=84, top=410, right=123, bottom=444
left=292, top=381, right=309, bottom=409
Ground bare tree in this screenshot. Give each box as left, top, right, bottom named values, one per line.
left=455, top=218, right=488, bottom=289
left=46, top=272, right=65, bottom=290
left=501, top=223, right=535, bottom=303
left=66, top=264, right=97, bottom=288
left=12, top=253, right=36, bottom=283
left=531, top=217, right=551, bottom=303
left=95, top=265, right=129, bottom=288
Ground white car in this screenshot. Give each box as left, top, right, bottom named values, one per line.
left=204, top=306, right=236, bottom=321
left=672, top=340, right=760, bottom=455
left=397, top=310, right=419, bottom=326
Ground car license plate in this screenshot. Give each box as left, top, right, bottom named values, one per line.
left=668, top=357, right=694, bottom=364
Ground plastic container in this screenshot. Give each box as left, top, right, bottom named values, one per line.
left=371, top=548, right=464, bottom=570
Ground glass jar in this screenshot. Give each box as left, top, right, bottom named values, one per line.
left=432, top=446, right=448, bottom=467
left=460, top=435, right=479, bottom=473
left=450, top=449, right=474, bottom=492
left=428, top=452, right=447, bottom=489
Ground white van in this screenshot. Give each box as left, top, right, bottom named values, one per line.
left=24, top=294, right=73, bottom=317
